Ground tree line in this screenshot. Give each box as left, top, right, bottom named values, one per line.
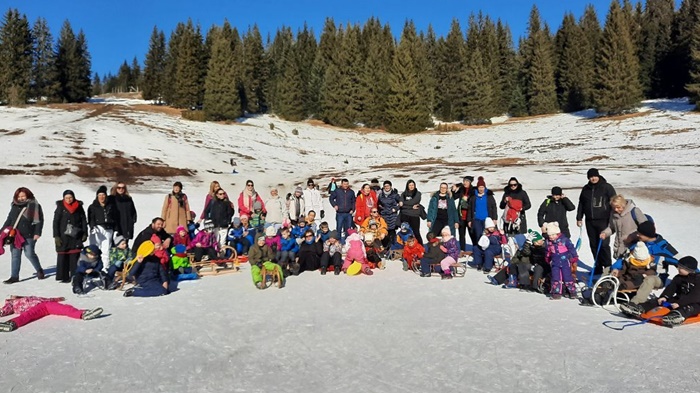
left=0, top=10, right=92, bottom=105
left=2, top=1, right=700, bottom=133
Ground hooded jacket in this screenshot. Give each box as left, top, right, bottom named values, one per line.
left=576, top=176, right=616, bottom=222
left=537, top=195, right=576, bottom=233
left=601, top=199, right=647, bottom=258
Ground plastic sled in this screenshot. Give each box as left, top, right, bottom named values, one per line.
left=641, top=307, right=700, bottom=327
left=346, top=261, right=362, bottom=276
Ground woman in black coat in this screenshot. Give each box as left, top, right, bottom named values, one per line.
left=110, top=182, right=137, bottom=240
left=499, top=177, right=532, bottom=235
left=294, top=230, right=323, bottom=275
left=52, top=190, right=88, bottom=283
left=399, top=180, right=423, bottom=245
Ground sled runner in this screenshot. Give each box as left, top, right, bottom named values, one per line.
left=258, top=265, right=283, bottom=289
left=115, top=240, right=156, bottom=290
left=411, top=260, right=467, bottom=277
left=189, top=246, right=242, bottom=276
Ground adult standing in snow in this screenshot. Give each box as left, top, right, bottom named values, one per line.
left=2, top=187, right=45, bottom=284
left=199, top=181, right=228, bottom=223
left=377, top=180, right=401, bottom=247
left=265, top=188, right=286, bottom=231
left=238, top=180, right=266, bottom=218
left=161, top=182, right=191, bottom=235
left=329, top=179, right=355, bottom=241
left=52, top=190, right=87, bottom=283
left=576, top=168, right=616, bottom=275
left=110, top=182, right=137, bottom=242
left=499, top=177, right=531, bottom=235
left=88, top=185, right=118, bottom=259
left=452, top=176, right=474, bottom=250
left=303, top=178, right=324, bottom=221
left=467, top=177, right=498, bottom=246
left=354, top=183, right=378, bottom=226
left=427, top=183, right=458, bottom=237
left=287, top=186, right=306, bottom=225
left=537, top=186, right=576, bottom=238
left=204, top=187, right=235, bottom=248
left=399, top=180, right=423, bottom=245
left=600, top=195, right=648, bottom=259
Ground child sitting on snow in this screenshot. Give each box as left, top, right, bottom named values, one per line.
left=72, top=245, right=104, bottom=295
left=469, top=217, right=504, bottom=274
left=316, top=221, right=331, bottom=243
left=264, top=226, right=281, bottom=262
left=402, top=234, right=424, bottom=271
left=489, top=230, right=545, bottom=289
left=419, top=232, right=446, bottom=277
left=105, top=235, right=133, bottom=290
left=278, top=227, right=298, bottom=273
left=170, top=244, right=198, bottom=281
left=544, top=222, right=578, bottom=300
left=173, top=225, right=191, bottom=248
left=228, top=217, right=250, bottom=255
left=124, top=249, right=169, bottom=298
left=248, top=235, right=284, bottom=289
left=364, top=233, right=385, bottom=269
left=342, top=228, right=373, bottom=275
left=620, top=256, right=700, bottom=327
left=291, top=217, right=309, bottom=244
left=189, top=220, right=219, bottom=262
left=438, top=226, right=461, bottom=280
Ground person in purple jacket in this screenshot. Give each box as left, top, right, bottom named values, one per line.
left=438, top=226, right=461, bottom=280
left=329, top=179, right=356, bottom=241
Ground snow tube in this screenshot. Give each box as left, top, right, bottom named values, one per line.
left=346, top=261, right=362, bottom=276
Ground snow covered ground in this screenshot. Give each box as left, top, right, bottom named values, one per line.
left=0, top=98, right=699, bottom=392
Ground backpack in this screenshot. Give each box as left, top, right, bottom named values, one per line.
left=631, top=209, right=654, bottom=227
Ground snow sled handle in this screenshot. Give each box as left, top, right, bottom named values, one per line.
left=124, top=241, right=155, bottom=272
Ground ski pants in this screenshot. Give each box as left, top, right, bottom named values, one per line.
left=11, top=302, right=82, bottom=329
left=321, top=252, right=342, bottom=270
left=550, top=256, right=576, bottom=296
left=469, top=243, right=501, bottom=272
left=251, top=261, right=284, bottom=285
left=89, top=225, right=113, bottom=263
left=630, top=275, right=664, bottom=305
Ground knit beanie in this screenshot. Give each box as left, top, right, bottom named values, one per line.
left=329, top=230, right=339, bottom=240
left=96, top=185, right=108, bottom=196
left=383, top=180, right=392, bottom=187
left=364, top=232, right=375, bottom=242
left=113, top=234, right=126, bottom=247
left=484, top=217, right=495, bottom=229
left=150, top=234, right=162, bottom=244
left=678, top=256, right=698, bottom=272
left=637, top=221, right=656, bottom=238
left=295, top=186, right=303, bottom=194
left=476, top=176, right=486, bottom=188
left=526, top=229, right=543, bottom=243
left=631, top=242, right=651, bottom=261
left=551, top=186, right=563, bottom=196
left=176, top=226, right=186, bottom=234
left=545, top=222, right=561, bottom=236
left=587, top=168, right=600, bottom=179
left=463, top=176, right=474, bottom=182
left=63, top=189, right=75, bottom=198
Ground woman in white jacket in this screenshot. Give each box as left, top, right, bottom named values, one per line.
left=264, top=188, right=286, bottom=231
left=288, top=187, right=306, bottom=224
left=303, top=178, right=324, bottom=221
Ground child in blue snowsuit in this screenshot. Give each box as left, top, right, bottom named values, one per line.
left=291, top=219, right=309, bottom=243
left=124, top=254, right=169, bottom=298
left=316, top=222, right=331, bottom=243
left=469, top=217, right=503, bottom=273
left=72, top=245, right=104, bottom=295
left=544, top=222, right=578, bottom=299
left=393, top=222, right=414, bottom=251
left=228, top=217, right=251, bottom=255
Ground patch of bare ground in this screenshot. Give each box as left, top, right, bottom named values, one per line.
left=586, top=111, right=651, bottom=122
left=581, top=155, right=610, bottom=162
left=109, top=110, right=175, bottom=134
left=505, top=113, right=557, bottom=122
left=0, top=129, right=25, bottom=135
left=651, top=128, right=693, bottom=136
left=130, top=104, right=184, bottom=117
left=620, top=188, right=700, bottom=206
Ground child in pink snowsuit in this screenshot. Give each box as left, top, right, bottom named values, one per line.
left=342, top=229, right=373, bottom=275
left=0, top=295, right=103, bottom=332
left=439, top=226, right=461, bottom=279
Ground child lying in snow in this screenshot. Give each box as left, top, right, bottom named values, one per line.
left=0, top=295, right=102, bottom=332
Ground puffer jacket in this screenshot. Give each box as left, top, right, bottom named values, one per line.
left=377, top=188, right=401, bottom=230
left=601, top=199, right=647, bottom=258
left=248, top=243, right=276, bottom=266
left=576, top=176, right=616, bottom=222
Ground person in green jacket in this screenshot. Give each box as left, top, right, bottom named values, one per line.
left=249, top=236, right=284, bottom=289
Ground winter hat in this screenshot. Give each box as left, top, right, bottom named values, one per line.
left=545, top=222, right=561, bottom=236
left=329, top=230, right=339, bottom=240
left=364, top=232, right=375, bottom=242
left=526, top=229, right=543, bottom=243
left=202, top=220, right=214, bottom=230
left=463, top=176, right=474, bottom=182
left=637, top=221, right=656, bottom=238
left=173, top=244, right=187, bottom=255
left=631, top=242, right=651, bottom=262
left=239, top=214, right=249, bottom=220
left=484, top=217, right=495, bottom=229
left=84, top=244, right=101, bottom=256
left=429, top=236, right=440, bottom=244
left=383, top=180, right=392, bottom=187
left=294, top=186, right=303, bottom=194
left=113, top=234, right=126, bottom=247
left=232, top=217, right=241, bottom=226
left=400, top=222, right=410, bottom=232
left=63, top=189, right=75, bottom=198
left=476, top=176, right=486, bottom=188
left=441, top=226, right=451, bottom=236
left=150, top=234, right=162, bottom=244
left=96, top=185, right=108, bottom=196
left=253, top=201, right=262, bottom=211
left=347, top=228, right=357, bottom=236
left=176, top=226, right=186, bottom=234
left=678, top=256, right=698, bottom=272
left=551, top=186, right=563, bottom=196
left=265, top=226, right=277, bottom=237
left=587, top=168, right=600, bottom=179
left=369, top=219, right=378, bottom=227
left=371, top=178, right=380, bottom=186
left=257, top=235, right=265, bottom=242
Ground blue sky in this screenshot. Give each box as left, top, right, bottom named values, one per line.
left=2, top=0, right=681, bottom=77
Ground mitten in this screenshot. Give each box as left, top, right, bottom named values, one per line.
left=81, top=233, right=88, bottom=242
left=320, top=210, right=325, bottom=219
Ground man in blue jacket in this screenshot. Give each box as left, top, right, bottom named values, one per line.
left=329, top=179, right=355, bottom=241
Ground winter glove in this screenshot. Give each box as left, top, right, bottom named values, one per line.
left=54, top=237, right=62, bottom=247
left=320, top=210, right=325, bottom=219
left=81, top=233, right=88, bottom=243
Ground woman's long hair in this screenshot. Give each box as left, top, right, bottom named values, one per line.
left=13, top=187, right=35, bottom=203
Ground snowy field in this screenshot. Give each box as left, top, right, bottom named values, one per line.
left=0, top=99, right=699, bottom=392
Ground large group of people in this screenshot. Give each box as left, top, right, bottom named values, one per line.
left=1, top=167, right=699, bottom=331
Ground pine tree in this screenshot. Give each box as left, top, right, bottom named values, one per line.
left=687, top=8, right=700, bottom=106
left=638, top=0, right=675, bottom=97
left=522, top=5, right=558, bottom=115
left=30, top=17, right=54, bottom=101
left=555, top=13, right=588, bottom=112
left=142, top=26, right=166, bottom=102
left=241, top=25, right=267, bottom=113
left=309, top=18, right=337, bottom=118
left=53, top=21, right=91, bottom=102
left=594, top=0, right=642, bottom=115
left=130, top=57, right=141, bottom=91
left=274, top=42, right=305, bottom=121
left=92, top=72, right=102, bottom=96
left=170, top=20, right=205, bottom=108
left=0, top=9, right=32, bottom=105
left=203, top=27, right=242, bottom=120
left=74, top=31, right=92, bottom=99
left=404, top=22, right=433, bottom=128
left=667, top=0, right=700, bottom=97
left=359, top=18, right=393, bottom=127
left=477, top=14, right=501, bottom=117
left=462, top=45, right=493, bottom=122
left=162, top=22, right=184, bottom=105
left=579, top=5, right=602, bottom=108
left=435, top=19, right=465, bottom=121
left=116, top=61, right=131, bottom=92
left=495, top=20, right=517, bottom=115
left=385, top=22, right=432, bottom=133
left=422, top=25, right=438, bottom=116
left=266, top=26, right=294, bottom=114
left=296, top=24, right=317, bottom=118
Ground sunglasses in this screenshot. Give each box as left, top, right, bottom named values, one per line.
left=246, top=184, right=253, bottom=187
left=509, top=183, right=518, bottom=187
left=216, top=192, right=225, bottom=196
left=305, top=235, right=313, bottom=238
left=371, top=210, right=378, bottom=213
left=116, top=186, right=125, bottom=190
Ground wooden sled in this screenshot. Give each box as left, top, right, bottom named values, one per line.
left=259, top=265, right=283, bottom=289
left=412, top=260, right=466, bottom=277
left=640, top=306, right=700, bottom=328
left=189, top=246, right=242, bottom=276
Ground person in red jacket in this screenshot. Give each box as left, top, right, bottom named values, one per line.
left=402, top=235, right=424, bottom=271
left=354, top=184, right=378, bottom=226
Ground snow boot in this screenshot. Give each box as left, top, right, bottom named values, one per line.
left=441, top=273, right=453, bottom=280
left=320, top=267, right=327, bottom=275
left=81, top=308, right=103, bottom=321
left=0, top=321, right=17, bottom=332
left=123, top=288, right=135, bottom=297
left=334, top=266, right=341, bottom=275
left=363, top=267, right=373, bottom=276
left=487, top=275, right=499, bottom=286
left=3, top=277, right=19, bottom=284
left=420, top=272, right=431, bottom=278
left=619, top=303, right=644, bottom=318
left=550, top=294, right=562, bottom=300
left=506, top=275, right=518, bottom=288
left=402, top=259, right=408, bottom=271
left=661, top=310, right=686, bottom=327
